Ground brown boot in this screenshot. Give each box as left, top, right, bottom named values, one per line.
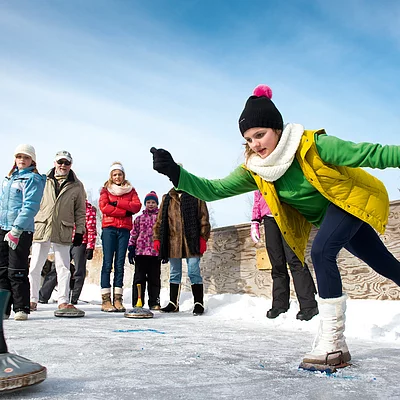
left=113, top=287, right=126, bottom=312
left=101, top=289, right=116, bottom=312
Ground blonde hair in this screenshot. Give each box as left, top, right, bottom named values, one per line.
left=8, top=161, right=39, bottom=177
left=243, top=129, right=282, bottom=165
left=103, top=161, right=131, bottom=187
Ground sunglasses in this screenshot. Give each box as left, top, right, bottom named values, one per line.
left=56, top=159, right=71, bottom=166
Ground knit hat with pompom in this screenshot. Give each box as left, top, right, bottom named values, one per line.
left=238, top=84, right=283, bottom=135
left=144, top=191, right=158, bottom=205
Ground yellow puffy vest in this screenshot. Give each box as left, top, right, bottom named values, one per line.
left=247, top=129, right=389, bottom=263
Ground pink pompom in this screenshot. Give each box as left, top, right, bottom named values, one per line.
left=253, top=84, right=273, bottom=99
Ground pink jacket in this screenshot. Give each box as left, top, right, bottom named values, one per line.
left=251, top=190, right=272, bottom=222
left=72, top=200, right=97, bottom=249
left=128, top=208, right=159, bottom=257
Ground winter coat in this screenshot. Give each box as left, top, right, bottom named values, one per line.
left=72, top=200, right=97, bottom=249
left=33, top=168, right=86, bottom=245
left=251, top=190, right=272, bottom=222
left=153, top=188, right=211, bottom=258
left=249, top=129, right=389, bottom=263
left=99, top=186, right=141, bottom=231
left=0, top=167, right=46, bottom=232
left=176, top=129, right=392, bottom=264
left=128, top=208, right=159, bottom=256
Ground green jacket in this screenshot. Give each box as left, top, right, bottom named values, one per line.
left=177, top=130, right=397, bottom=262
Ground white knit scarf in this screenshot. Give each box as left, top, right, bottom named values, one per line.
left=246, top=123, right=304, bottom=182
left=107, top=183, right=133, bottom=196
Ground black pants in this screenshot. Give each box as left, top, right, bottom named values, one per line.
left=312, top=203, right=400, bottom=298
left=0, top=229, right=33, bottom=314
left=263, top=217, right=317, bottom=310
left=39, top=259, right=76, bottom=302
left=70, top=244, right=87, bottom=303
left=132, top=255, right=161, bottom=308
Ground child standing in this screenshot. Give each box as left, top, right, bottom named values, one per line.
left=151, top=83, right=400, bottom=368
left=128, top=191, right=161, bottom=310
left=0, top=145, right=45, bottom=320
left=251, top=190, right=318, bottom=320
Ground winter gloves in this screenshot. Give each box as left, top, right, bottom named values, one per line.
left=86, top=248, right=94, bottom=260
left=73, top=233, right=84, bottom=247
left=150, top=147, right=181, bottom=187
left=153, top=240, right=161, bottom=253
left=4, top=227, right=23, bottom=250
left=128, top=245, right=136, bottom=265
left=200, top=237, right=207, bottom=254
left=250, top=221, right=260, bottom=243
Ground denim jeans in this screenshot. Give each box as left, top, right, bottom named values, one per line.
left=101, top=227, right=130, bottom=289
left=169, top=257, right=203, bottom=285
left=311, top=203, right=400, bottom=299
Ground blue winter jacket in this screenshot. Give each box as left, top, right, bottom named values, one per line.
left=0, top=167, right=46, bottom=232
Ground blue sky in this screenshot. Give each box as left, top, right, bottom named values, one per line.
left=0, top=0, right=399, bottom=227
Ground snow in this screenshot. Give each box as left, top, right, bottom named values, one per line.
left=3, top=285, right=400, bottom=400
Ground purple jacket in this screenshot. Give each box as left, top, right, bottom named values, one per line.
left=251, top=190, right=272, bottom=222
left=128, top=208, right=159, bottom=256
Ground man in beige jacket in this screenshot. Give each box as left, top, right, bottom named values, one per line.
left=29, top=150, right=86, bottom=317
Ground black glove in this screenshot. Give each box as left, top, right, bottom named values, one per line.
left=86, top=248, right=94, bottom=260
left=109, top=201, right=117, bottom=206
left=73, top=233, right=83, bottom=247
left=150, top=147, right=180, bottom=187
left=128, top=245, right=135, bottom=265
left=126, top=210, right=133, bottom=217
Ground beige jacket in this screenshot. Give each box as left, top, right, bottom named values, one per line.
left=33, top=169, right=86, bottom=245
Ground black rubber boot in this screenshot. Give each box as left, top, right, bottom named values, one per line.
left=0, top=290, right=10, bottom=353
left=160, top=283, right=180, bottom=313
left=296, top=306, right=319, bottom=321
left=266, top=307, right=288, bottom=319
left=191, top=284, right=204, bottom=315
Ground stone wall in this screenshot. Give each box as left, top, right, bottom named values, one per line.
left=85, top=200, right=400, bottom=300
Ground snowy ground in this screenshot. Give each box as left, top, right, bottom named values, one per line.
left=2, top=285, right=400, bottom=400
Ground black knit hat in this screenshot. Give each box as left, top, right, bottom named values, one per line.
left=144, top=191, right=158, bottom=205
left=238, top=84, right=283, bottom=135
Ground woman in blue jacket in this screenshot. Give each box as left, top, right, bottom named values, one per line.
left=0, top=144, right=45, bottom=320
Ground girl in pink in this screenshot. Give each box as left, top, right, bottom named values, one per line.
left=251, top=190, right=318, bottom=320
left=128, top=191, right=161, bottom=310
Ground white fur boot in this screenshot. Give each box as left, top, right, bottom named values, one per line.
left=302, top=294, right=351, bottom=365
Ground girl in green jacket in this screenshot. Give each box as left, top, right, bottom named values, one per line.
left=150, top=84, right=400, bottom=370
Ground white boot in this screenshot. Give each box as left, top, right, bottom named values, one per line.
left=302, top=294, right=351, bottom=365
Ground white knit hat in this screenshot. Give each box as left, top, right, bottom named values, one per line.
left=14, top=144, right=36, bottom=163
left=109, top=162, right=124, bottom=174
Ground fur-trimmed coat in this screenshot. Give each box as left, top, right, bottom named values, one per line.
left=153, top=188, right=210, bottom=259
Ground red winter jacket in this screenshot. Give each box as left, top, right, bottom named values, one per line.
left=99, top=186, right=141, bottom=231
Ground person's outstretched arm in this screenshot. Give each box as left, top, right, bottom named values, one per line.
left=151, top=147, right=257, bottom=201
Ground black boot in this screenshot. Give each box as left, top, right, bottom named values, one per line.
left=0, top=290, right=11, bottom=353
left=266, top=307, right=288, bottom=319
left=191, top=284, right=204, bottom=315
left=160, top=283, right=180, bottom=313
left=296, top=306, right=319, bottom=321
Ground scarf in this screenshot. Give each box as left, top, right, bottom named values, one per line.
left=159, top=191, right=200, bottom=261
left=246, top=123, right=304, bottom=182
left=107, top=183, right=133, bottom=196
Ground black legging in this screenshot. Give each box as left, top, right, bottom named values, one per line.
left=311, top=203, right=400, bottom=298
left=264, top=216, right=317, bottom=310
